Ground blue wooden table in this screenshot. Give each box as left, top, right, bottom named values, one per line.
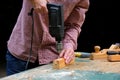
left=1, top=55, right=120, bottom=80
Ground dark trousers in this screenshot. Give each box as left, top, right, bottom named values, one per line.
left=6, top=50, right=39, bottom=76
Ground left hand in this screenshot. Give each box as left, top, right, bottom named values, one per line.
left=59, top=49, right=75, bottom=64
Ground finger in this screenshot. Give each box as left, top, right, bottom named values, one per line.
left=41, top=6, right=48, bottom=12
left=65, top=50, right=74, bottom=64
left=64, top=49, right=71, bottom=59
left=34, top=6, right=41, bottom=13
left=66, top=53, right=75, bottom=64
left=59, top=49, right=65, bottom=58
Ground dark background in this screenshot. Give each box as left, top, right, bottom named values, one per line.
left=0, top=0, right=119, bottom=62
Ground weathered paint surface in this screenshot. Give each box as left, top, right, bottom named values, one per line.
left=1, top=57, right=120, bottom=80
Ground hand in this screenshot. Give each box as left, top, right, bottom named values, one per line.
left=59, top=49, right=75, bottom=64
left=30, top=0, right=48, bottom=13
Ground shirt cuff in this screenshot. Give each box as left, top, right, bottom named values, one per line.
left=63, top=43, right=74, bottom=50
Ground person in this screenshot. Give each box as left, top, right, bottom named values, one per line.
left=6, top=0, right=90, bottom=76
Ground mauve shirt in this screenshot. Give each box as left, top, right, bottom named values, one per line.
left=7, top=0, right=89, bottom=64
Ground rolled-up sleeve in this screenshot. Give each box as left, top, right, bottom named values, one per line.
left=63, top=0, right=90, bottom=50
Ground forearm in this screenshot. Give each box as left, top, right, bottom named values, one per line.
left=63, top=24, right=80, bottom=50
left=63, top=0, right=90, bottom=50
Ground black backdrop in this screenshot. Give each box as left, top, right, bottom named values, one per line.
left=0, top=0, right=119, bottom=61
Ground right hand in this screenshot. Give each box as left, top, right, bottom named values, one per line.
left=30, top=0, right=48, bottom=13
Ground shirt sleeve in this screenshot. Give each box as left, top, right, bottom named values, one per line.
left=62, top=0, right=90, bottom=50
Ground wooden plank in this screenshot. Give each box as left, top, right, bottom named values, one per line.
left=53, top=58, right=75, bottom=69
